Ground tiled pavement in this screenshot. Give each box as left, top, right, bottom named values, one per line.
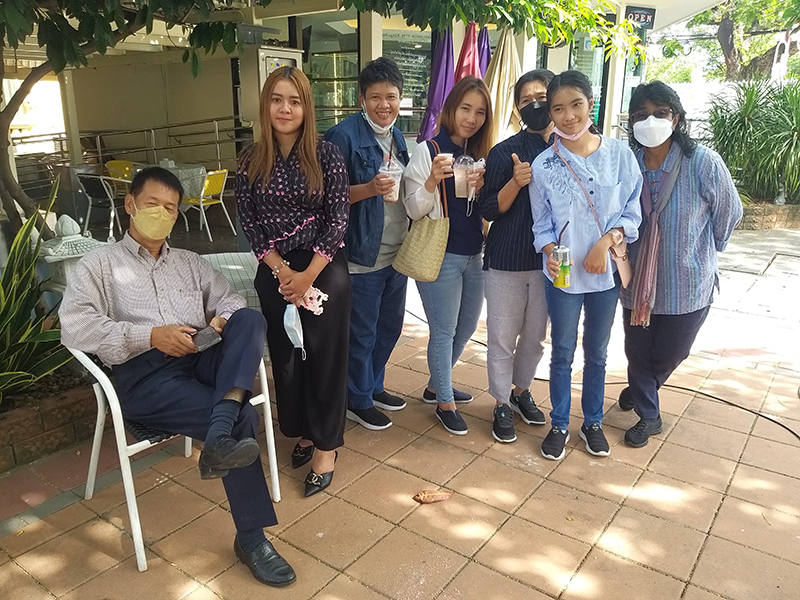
left=2, top=228, right=799, bottom=600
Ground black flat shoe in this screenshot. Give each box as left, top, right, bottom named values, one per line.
left=291, top=442, right=315, bottom=469
left=234, top=538, right=296, bottom=587
left=199, top=435, right=260, bottom=480
left=303, top=451, right=337, bottom=497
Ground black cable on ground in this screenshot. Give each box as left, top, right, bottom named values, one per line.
left=404, top=308, right=800, bottom=443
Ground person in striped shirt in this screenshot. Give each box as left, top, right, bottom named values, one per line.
left=618, top=81, right=742, bottom=448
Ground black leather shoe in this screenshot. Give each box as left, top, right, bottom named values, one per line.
left=291, top=442, right=315, bottom=469
left=198, top=435, right=260, bottom=480
left=234, top=538, right=296, bottom=587
left=303, top=451, right=337, bottom=497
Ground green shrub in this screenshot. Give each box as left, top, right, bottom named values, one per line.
left=0, top=182, right=72, bottom=406
left=708, top=80, right=800, bottom=203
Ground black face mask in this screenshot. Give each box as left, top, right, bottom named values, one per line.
left=520, top=101, right=551, bottom=131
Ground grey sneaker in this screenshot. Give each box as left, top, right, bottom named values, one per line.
left=509, top=390, right=546, bottom=425
left=579, top=423, right=610, bottom=457
left=492, top=404, right=517, bottom=443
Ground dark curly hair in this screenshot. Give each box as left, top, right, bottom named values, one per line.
left=358, top=56, right=403, bottom=98
left=628, top=81, right=697, bottom=157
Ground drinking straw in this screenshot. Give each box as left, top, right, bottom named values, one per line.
left=557, top=221, right=569, bottom=246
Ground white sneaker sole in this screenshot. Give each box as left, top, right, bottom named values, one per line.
left=492, top=431, right=517, bottom=443
left=579, top=428, right=611, bottom=457
left=372, top=399, right=407, bottom=411
left=346, top=410, right=393, bottom=431
left=541, top=432, right=570, bottom=460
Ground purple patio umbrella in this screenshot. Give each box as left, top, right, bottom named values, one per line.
left=477, top=26, right=491, bottom=77
left=417, top=26, right=454, bottom=142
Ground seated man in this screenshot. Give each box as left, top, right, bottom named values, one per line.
left=60, top=166, right=295, bottom=588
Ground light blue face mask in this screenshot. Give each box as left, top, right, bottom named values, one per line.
left=283, top=304, right=306, bottom=361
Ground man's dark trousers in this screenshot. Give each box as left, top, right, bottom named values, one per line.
left=113, top=308, right=277, bottom=531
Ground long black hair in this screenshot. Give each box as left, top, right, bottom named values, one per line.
left=546, top=70, right=600, bottom=135
left=514, top=69, right=555, bottom=105
left=628, top=81, right=697, bottom=157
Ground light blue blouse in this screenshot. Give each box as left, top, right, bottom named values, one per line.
left=530, top=136, right=643, bottom=294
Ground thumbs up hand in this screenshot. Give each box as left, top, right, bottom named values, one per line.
left=511, top=153, right=532, bottom=187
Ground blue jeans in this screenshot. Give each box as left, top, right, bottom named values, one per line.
left=416, top=253, right=484, bottom=404
left=544, top=277, right=620, bottom=429
left=348, top=266, right=408, bottom=410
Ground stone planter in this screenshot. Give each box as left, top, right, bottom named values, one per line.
left=737, top=204, right=800, bottom=230
left=0, top=386, right=100, bottom=473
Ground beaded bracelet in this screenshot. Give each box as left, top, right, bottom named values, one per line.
left=271, top=259, right=290, bottom=279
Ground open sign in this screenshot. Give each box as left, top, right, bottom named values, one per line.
left=625, top=6, right=656, bottom=29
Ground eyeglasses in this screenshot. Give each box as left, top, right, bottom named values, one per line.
left=631, top=108, right=673, bottom=124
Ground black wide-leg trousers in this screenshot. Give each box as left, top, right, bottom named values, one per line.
left=113, top=308, right=277, bottom=531
left=255, top=249, right=350, bottom=451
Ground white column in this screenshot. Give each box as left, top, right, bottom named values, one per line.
left=515, top=33, right=539, bottom=73
left=58, top=70, right=83, bottom=165
left=602, top=13, right=629, bottom=137
left=359, top=11, right=382, bottom=68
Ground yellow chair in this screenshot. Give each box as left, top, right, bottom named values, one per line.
left=181, top=169, right=236, bottom=242
left=105, top=160, right=135, bottom=197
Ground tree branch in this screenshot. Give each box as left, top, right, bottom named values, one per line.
left=0, top=14, right=146, bottom=130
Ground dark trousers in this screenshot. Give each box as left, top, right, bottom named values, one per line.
left=622, top=306, right=710, bottom=420
left=255, top=249, right=350, bottom=451
left=347, top=266, right=407, bottom=410
left=113, top=308, right=277, bottom=531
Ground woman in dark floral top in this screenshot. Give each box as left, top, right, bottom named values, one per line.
left=236, top=66, right=350, bottom=497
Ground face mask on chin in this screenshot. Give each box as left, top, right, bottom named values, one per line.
left=130, top=201, right=175, bottom=241
left=633, top=116, right=675, bottom=148
left=362, top=102, right=397, bottom=136
left=553, top=120, right=593, bottom=142
left=520, top=101, right=551, bottom=131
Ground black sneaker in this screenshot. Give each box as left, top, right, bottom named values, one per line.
left=624, top=417, right=663, bottom=448
left=435, top=406, right=468, bottom=435
left=372, top=391, right=407, bottom=411
left=579, top=423, right=610, bottom=457
left=618, top=387, right=635, bottom=411
left=509, top=390, right=546, bottom=425
left=422, top=388, right=473, bottom=404
left=346, top=407, right=392, bottom=431
left=492, top=404, right=517, bottom=443
left=541, top=427, right=570, bottom=460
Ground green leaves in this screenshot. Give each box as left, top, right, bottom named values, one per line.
left=0, top=182, right=73, bottom=405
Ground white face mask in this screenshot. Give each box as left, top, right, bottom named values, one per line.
left=633, top=116, right=674, bottom=148
left=283, top=304, right=306, bottom=361
left=362, top=103, right=397, bottom=136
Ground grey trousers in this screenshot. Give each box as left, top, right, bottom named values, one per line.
left=484, top=268, right=549, bottom=404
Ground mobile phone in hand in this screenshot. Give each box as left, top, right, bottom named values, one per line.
left=193, top=326, right=222, bottom=352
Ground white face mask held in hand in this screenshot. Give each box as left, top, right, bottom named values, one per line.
left=283, top=304, right=306, bottom=361
left=633, top=116, right=674, bottom=148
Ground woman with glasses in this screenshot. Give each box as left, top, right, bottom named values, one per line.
left=618, top=81, right=742, bottom=448
left=530, top=70, right=642, bottom=461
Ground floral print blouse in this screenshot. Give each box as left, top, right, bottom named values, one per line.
left=235, top=140, right=350, bottom=262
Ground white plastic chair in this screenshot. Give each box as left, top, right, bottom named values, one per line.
left=68, top=348, right=281, bottom=572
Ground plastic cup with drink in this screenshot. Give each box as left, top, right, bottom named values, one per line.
left=378, top=156, right=403, bottom=203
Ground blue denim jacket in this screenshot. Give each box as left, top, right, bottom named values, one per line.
left=324, top=113, right=409, bottom=267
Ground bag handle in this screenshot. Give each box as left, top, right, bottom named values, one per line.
left=552, top=141, right=603, bottom=236
left=427, top=139, right=449, bottom=218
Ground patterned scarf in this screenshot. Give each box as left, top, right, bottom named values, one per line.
left=630, top=161, right=681, bottom=326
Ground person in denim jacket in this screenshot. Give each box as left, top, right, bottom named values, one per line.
left=323, top=58, right=411, bottom=431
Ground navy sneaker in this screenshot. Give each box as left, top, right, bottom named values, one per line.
left=541, top=427, right=570, bottom=461
left=346, top=407, right=392, bottom=431
left=435, top=406, right=468, bottom=435
left=492, top=404, right=516, bottom=443
left=509, top=390, right=546, bottom=425
left=624, top=417, right=663, bottom=448
left=372, top=391, right=407, bottom=411
left=579, top=423, right=610, bottom=457
left=423, top=388, right=473, bottom=404
left=618, top=387, right=635, bottom=411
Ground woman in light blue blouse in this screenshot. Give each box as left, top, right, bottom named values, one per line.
left=618, top=82, right=742, bottom=449
left=530, top=70, right=642, bottom=461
